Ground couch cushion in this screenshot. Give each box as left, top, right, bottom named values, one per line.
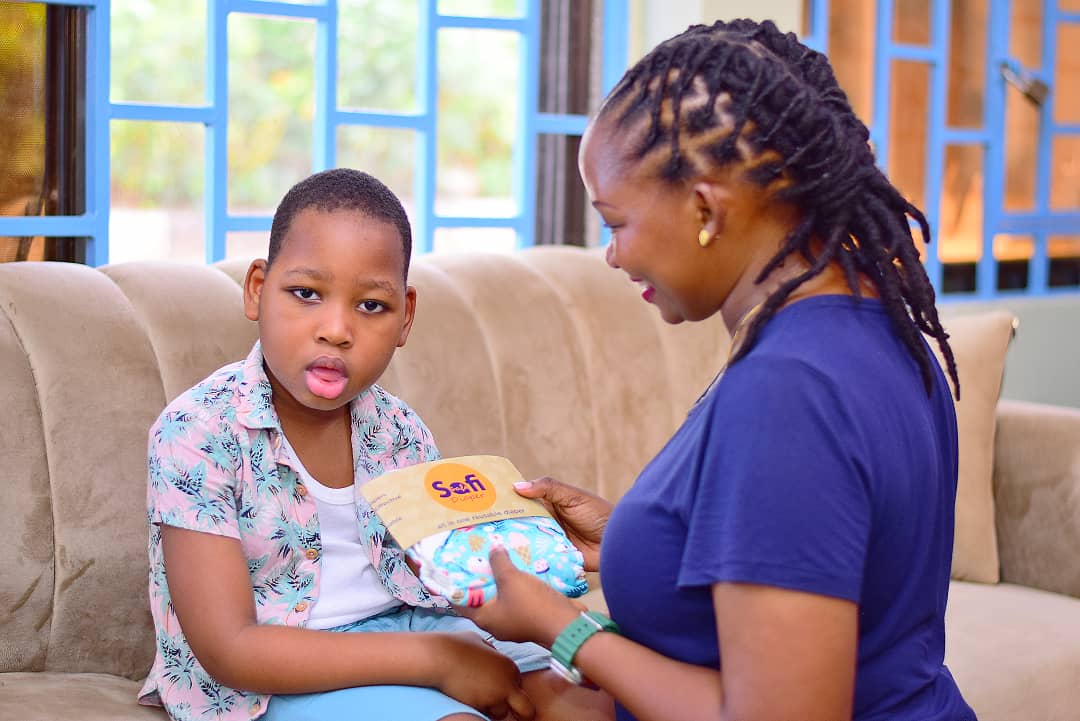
left=0, top=263, right=164, bottom=678
left=0, top=296, right=52, bottom=673
left=937, top=311, right=1016, bottom=583
left=100, top=262, right=258, bottom=404
left=945, top=580, right=1080, bottom=721
left=0, top=673, right=165, bottom=721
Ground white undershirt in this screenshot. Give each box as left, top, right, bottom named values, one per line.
left=280, top=436, right=401, bottom=629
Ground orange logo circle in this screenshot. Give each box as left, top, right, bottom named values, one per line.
left=424, top=463, right=497, bottom=512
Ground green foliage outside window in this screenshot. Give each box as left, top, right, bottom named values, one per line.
left=109, top=0, right=519, bottom=212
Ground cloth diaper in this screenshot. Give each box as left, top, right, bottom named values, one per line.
left=406, top=516, right=588, bottom=607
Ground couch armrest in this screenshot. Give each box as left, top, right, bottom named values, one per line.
left=993, top=399, right=1080, bottom=598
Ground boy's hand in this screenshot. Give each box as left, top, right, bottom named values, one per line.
left=461, top=546, right=583, bottom=648
left=433, top=631, right=535, bottom=720
left=513, top=477, right=612, bottom=571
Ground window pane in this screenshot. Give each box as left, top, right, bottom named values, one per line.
left=939, top=144, right=983, bottom=264
left=438, top=0, right=521, bottom=18
left=893, top=0, right=930, bottom=45
left=228, top=15, right=315, bottom=215
left=1054, top=23, right=1080, bottom=125
left=337, top=125, right=417, bottom=223
left=1, top=3, right=85, bottom=223
left=110, top=121, right=205, bottom=263
left=887, top=60, right=930, bottom=211
left=993, top=234, right=1031, bottom=290
left=1003, top=88, right=1039, bottom=211
left=436, top=29, right=518, bottom=217
left=1049, top=236, right=1080, bottom=288
left=946, top=0, right=987, bottom=129
left=1009, top=0, right=1041, bottom=69
left=110, top=0, right=206, bottom=104
left=1050, top=135, right=1080, bottom=210
left=1, top=3, right=48, bottom=220
left=0, top=236, right=87, bottom=263
left=338, top=0, right=417, bottom=112
left=227, top=231, right=268, bottom=262
left=433, top=227, right=517, bottom=254
left=826, top=0, right=876, bottom=125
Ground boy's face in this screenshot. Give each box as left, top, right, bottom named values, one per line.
left=243, top=207, right=416, bottom=419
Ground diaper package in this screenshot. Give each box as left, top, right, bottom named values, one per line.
left=360, top=456, right=588, bottom=606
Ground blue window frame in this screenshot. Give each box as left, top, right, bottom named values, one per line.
left=807, top=0, right=1080, bottom=298
left=0, top=0, right=629, bottom=266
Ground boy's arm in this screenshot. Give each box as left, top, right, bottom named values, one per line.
left=162, top=525, right=533, bottom=719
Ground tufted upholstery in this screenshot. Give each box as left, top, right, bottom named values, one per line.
left=2, top=247, right=1079, bottom=721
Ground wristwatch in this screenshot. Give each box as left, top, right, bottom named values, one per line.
left=549, top=610, right=621, bottom=685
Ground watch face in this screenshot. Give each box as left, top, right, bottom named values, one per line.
left=548, top=656, right=584, bottom=686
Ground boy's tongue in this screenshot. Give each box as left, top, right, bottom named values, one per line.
left=306, top=365, right=348, bottom=399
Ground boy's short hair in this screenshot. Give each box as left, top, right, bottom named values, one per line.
left=267, top=168, right=413, bottom=277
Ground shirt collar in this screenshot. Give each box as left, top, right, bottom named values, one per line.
left=234, top=341, right=374, bottom=456
left=235, top=340, right=283, bottom=432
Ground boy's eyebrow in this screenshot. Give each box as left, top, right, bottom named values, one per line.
left=282, top=268, right=398, bottom=293
left=355, top=278, right=398, bottom=294
left=282, top=267, right=331, bottom=282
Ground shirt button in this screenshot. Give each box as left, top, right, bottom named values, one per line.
left=296, top=484, right=308, bottom=497
left=294, top=601, right=308, bottom=612
left=304, top=548, right=319, bottom=560
left=273, top=434, right=282, bottom=451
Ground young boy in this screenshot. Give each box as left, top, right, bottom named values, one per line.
left=137, top=169, right=612, bottom=721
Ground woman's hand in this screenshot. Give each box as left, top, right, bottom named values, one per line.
left=514, top=477, right=612, bottom=571
left=461, top=546, right=583, bottom=647
left=432, top=631, right=535, bottom=720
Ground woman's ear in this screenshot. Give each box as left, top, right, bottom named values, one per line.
left=692, top=181, right=732, bottom=240
left=243, top=259, right=267, bottom=322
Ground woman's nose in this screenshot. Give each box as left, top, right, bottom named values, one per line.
left=605, top=239, right=619, bottom=268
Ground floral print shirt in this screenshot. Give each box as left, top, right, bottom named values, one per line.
left=138, top=341, right=444, bottom=721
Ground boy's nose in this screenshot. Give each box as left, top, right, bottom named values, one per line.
left=316, top=307, right=353, bottom=347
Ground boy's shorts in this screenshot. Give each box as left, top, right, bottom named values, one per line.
left=263, top=605, right=550, bottom=721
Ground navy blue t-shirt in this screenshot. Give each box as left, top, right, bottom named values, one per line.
left=600, top=296, right=976, bottom=721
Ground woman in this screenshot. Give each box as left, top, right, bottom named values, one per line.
left=463, top=18, right=976, bottom=721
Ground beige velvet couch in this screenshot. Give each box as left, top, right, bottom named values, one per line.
left=2, top=247, right=1079, bottom=721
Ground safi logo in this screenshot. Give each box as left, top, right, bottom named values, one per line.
left=424, top=462, right=497, bottom=512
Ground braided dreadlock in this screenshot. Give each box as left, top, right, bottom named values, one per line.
left=598, top=19, right=960, bottom=399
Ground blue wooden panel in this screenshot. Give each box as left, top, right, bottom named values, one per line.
left=416, top=0, right=438, bottom=254
left=313, top=0, right=338, bottom=172
left=86, top=0, right=112, bottom=265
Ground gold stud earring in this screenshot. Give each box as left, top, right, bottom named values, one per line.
left=698, top=228, right=712, bottom=248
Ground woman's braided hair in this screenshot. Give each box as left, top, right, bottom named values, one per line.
left=599, top=19, right=960, bottom=398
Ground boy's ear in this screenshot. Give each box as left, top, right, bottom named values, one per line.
left=243, top=259, right=268, bottom=322
left=397, top=286, right=418, bottom=348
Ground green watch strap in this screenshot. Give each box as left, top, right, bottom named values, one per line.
left=549, top=611, right=620, bottom=685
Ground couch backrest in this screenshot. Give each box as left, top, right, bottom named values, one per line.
left=0, top=248, right=730, bottom=678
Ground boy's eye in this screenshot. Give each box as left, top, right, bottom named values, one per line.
left=359, top=300, right=386, bottom=314
left=290, top=288, right=319, bottom=301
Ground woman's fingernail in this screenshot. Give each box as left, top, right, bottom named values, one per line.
left=513, top=481, right=532, bottom=490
